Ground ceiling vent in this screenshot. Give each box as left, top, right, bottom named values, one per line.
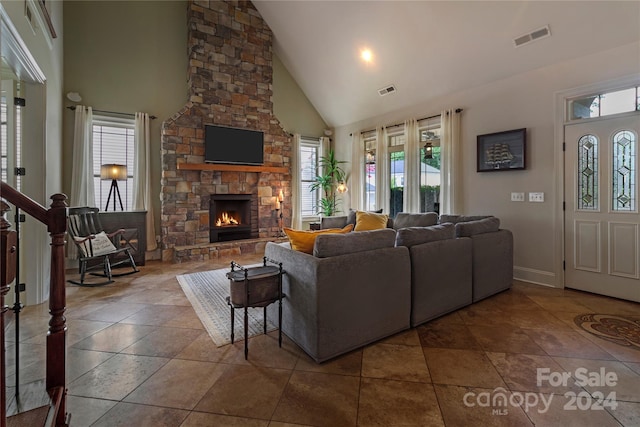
left=378, top=85, right=397, bottom=96
left=513, top=25, right=551, bottom=47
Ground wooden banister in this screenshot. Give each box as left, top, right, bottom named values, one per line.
left=0, top=183, right=69, bottom=426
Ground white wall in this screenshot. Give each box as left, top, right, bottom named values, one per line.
left=334, top=41, right=640, bottom=287
left=1, top=0, right=64, bottom=304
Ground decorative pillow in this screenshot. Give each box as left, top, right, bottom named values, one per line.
left=347, top=208, right=383, bottom=226
left=455, top=217, right=500, bottom=237
left=314, top=228, right=397, bottom=258
left=284, top=224, right=354, bottom=254
left=320, top=215, right=348, bottom=230
left=395, top=223, right=455, bottom=248
left=75, top=231, right=117, bottom=257
left=393, top=212, right=438, bottom=229
left=354, top=211, right=389, bottom=231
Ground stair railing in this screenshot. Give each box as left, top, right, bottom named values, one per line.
left=0, top=182, right=68, bottom=427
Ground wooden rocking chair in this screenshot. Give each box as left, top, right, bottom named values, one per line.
left=68, top=206, right=139, bottom=286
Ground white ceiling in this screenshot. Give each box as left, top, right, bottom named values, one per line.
left=253, top=1, right=640, bottom=128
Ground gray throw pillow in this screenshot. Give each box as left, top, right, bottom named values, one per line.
left=320, top=215, right=348, bottom=230
left=313, top=228, right=396, bottom=258
left=455, top=217, right=500, bottom=237
left=395, top=223, right=455, bottom=248
left=393, top=212, right=438, bottom=229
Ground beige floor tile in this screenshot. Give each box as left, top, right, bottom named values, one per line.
left=433, top=384, right=534, bottom=426
left=180, top=412, right=269, bottom=426
left=125, top=359, right=227, bottom=410
left=194, top=364, right=291, bottom=420
left=424, top=348, right=506, bottom=388
left=71, top=323, right=157, bottom=353
left=68, top=353, right=169, bottom=400
left=468, top=324, right=547, bottom=355
left=570, top=293, right=640, bottom=316
left=423, top=310, right=466, bottom=327
left=271, top=371, right=360, bottom=426
left=525, top=295, right=592, bottom=313
left=75, top=302, right=149, bottom=323
left=66, top=395, right=117, bottom=427
left=524, top=329, right=616, bottom=360
left=162, top=307, right=205, bottom=329
left=216, top=332, right=302, bottom=369
left=294, top=349, right=362, bottom=377
left=417, top=322, right=482, bottom=350
left=91, top=402, right=189, bottom=427
left=357, top=378, right=444, bottom=426
left=606, top=400, right=640, bottom=427
left=361, top=343, right=431, bottom=382
left=175, top=331, right=240, bottom=363
left=67, top=348, right=115, bottom=383
left=486, top=352, right=583, bottom=394
left=268, top=422, right=315, bottom=427
left=576, top=328, right=640, bottom=363
left=378, top=328, right=421, bottom=346
left=120, top=327, right=202, bottom=358
left=553, top=357, right=640, bottom=402
left=505, top=309, right=576, bottom=330
left=119, top=304, right=194, bottom=326
left=525, top=392, right=622, bottom=427
left=474, top=289, right=541, bottom=312
left=457, top=305, right=514, bottom=328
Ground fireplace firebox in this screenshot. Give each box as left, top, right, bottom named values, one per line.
left=210, top=194, right=253, bottom=242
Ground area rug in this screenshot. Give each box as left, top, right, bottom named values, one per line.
left=574, top=314, right=640, bottom=350
left=176, top=266, right=276, bottom=347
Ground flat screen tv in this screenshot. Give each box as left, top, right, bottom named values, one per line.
left=205, top=125, right=264, bottom=165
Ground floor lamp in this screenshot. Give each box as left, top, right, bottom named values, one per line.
left=101, top=164, right=127, bottom=211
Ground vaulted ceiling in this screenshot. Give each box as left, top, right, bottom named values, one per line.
left=253, top=1, right=640, bottom=127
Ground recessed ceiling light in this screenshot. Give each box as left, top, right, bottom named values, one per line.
left=361, top=49, right=373, bottom=63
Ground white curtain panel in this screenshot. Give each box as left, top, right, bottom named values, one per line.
left=375, top=126, right=390, bottom=214
left=68, top=105, right=95, bottom=259
left=440, top=109, right=462, bottom=214
left=290, top=134, right=303, bottom=230
left=133, top=112, right=157, bottom=251
left=349, top=132, right=364, bottom=211
left=403, top=118, right=420, bottom=212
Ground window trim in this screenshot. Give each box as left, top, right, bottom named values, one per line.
left=300, top=137, right=321, bottom=221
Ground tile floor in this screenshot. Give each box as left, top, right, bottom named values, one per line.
left=4, top=253, right=640, bottom=426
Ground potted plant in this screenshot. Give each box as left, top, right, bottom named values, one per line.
left=310, top=149, right=348, bottom=217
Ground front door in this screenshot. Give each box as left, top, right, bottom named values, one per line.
left=564, top=113, right=640, bottom=302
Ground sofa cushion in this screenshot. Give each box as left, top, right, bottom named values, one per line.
left=395, top=223, right=455, bottom=248
left=455, top=217, right=500, bottom=237
left=393, top=212, right=438, bottom=229
left=320, top=215, right=348, bottom=230
left=313, top=228, right=397, bottom=258
left=439, top=214, right=492, bottom=224
left=284, top=224, right=354, bottom=254
left=354, top=210, right=389, bottom=231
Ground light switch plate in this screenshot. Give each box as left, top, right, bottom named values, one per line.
left=529, top=192, right=544, bottom=202
left=511, top=192, right=525, bottom=202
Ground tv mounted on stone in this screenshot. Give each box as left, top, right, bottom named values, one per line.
left=204, top=124, right=264, bottom=165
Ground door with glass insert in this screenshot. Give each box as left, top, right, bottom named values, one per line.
left=564, top=114, right=640, bottom=302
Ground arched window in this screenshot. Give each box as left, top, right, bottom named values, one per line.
left=612, top=130, right=637, bottom=212
left=577, top=134, right=599, bottom=210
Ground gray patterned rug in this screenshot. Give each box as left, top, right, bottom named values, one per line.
left=176, top=266, right=276, bottom=347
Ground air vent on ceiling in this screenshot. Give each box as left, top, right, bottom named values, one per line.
left=513, top=25, right=551, bottom=47
left=378, top=85, right=397, bottom=96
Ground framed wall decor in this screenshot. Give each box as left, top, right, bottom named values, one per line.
left=477, top=128, right=526, bottom=172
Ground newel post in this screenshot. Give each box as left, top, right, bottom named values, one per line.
left=46, top=193, right=68, bottom=426
left=0, top=200, right=17, bottom=427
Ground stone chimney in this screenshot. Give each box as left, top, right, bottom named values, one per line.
left=160, top=0, right=291, bottom=262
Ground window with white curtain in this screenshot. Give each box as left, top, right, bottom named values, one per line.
left=363, top=117, right=442, bottom=215
left=300, top=138, right=320, bottom=218
left=92, top=116, right=136, bottom=211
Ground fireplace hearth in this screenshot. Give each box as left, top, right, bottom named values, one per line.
left=210, top=194, right=256, bottom=243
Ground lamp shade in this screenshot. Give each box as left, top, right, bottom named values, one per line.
left=100, top=164, right=128, bottom=181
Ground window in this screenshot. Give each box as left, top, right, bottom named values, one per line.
left=92, top=116, right=135, bottom=211
left=364, top=134, right=376, bottom=211
left=577, top=134, right=599, bottom=211
left=420, top=125, right=441, bottom=213
left=300, top=138, right=319, bottom=217
left=570, top=86, right=640, bottom=120
left=388, top=133, right=405, bottom=218
left=1, top=80, right=22, bottom=191
left=612, top=130, right=636, bottom=212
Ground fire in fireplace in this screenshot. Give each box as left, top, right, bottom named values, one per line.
left=210, top=194, right=256, bottom=242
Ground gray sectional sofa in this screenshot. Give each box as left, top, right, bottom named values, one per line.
left=266, top=213, right=513, bottom=363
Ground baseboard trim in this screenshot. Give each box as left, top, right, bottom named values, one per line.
left=514, top=266, right=558, bottom=287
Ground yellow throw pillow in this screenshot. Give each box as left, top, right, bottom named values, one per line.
left=284, top=224, right=354, bottom=254
left=354, top=210, right=389, bottom=231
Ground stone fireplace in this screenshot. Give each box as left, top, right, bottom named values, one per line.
left=160, top=0, right=291, bottom=262
left=209, top=194, right=257, bottom=243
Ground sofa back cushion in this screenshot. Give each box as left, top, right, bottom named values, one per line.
left=393, top=212, right=438, bottom=230
left=395, top=223, right=455, bottom=248
left=313, top=228, right=397, bottom=258
left=439, top=214, right=492, bottom=224
left=284, top=224, right=354, bottom=254
left=320, top=215, right=348, bottom=230
left=455, top=217, right=500, bottom=237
